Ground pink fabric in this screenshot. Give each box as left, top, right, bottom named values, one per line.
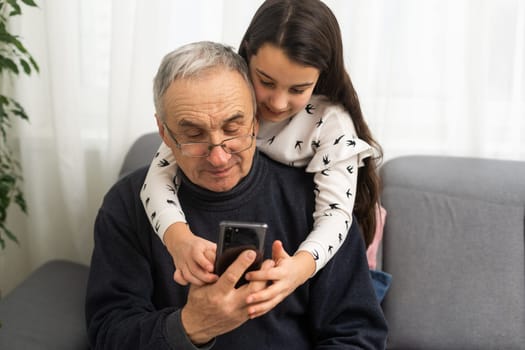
left=366, top=205, right=387, bottom=270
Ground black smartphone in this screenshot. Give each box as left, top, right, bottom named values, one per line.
left=215, top=221, right=267, bottom=287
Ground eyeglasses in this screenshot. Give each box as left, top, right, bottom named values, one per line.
left=163, top=121, right=255, bottom=158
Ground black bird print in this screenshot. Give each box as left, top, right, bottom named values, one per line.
left=312, top=250, right=320, bottom=260
left=345, top=220, right=349, bottom=230
left=338, top=233, right=343, bottom=243
left=142, top=183, right=147, bottom=191
left=158, top=158, right=170, bottom=167
left=334, top=135, right=344, bottom=145
left=346, top=189, right=352, bottom=198
left=154, top=221, right=160, bottom=232
left=329, top=203, right=340, bottom=210
left=151, top=211, right=156, bottom=221
left=346, top=165, right=354, bottom=174
left=166, top=184, right=177, bottom=195
left=316, top=118, right=324, bottom=127
left=305, top=104, right=315, bottom=114
left=167, top=199, right=177, bottom=206
left=267, top=136, right=275, bottom=145
left=328, top=245, right=334, bottom=254
left=322, top=155, right=330, bottom=166
left=321, top=169, right=330, bottom=176
left=145, top=197, right=150, bottom=207
left=311, top=140, right=321, bottom=149
left=155, top=151, right=160, bottom=158
left=346, top=139, right=356, bottom=147
left=295, top=140, right=303, bottom=150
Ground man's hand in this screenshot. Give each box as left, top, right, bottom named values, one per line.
left=164, top=222, right=218, bottom=285
left=244, top=240, right=315, bottom=319
left=180, top=250, right=274, bottom=345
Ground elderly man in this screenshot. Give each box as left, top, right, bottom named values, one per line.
left=85, top=41, right=387, bottom=349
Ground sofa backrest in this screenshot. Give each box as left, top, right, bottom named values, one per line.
left=119, top=132, right=162, bottom=178
left=380, top=155, right=525, bottom=349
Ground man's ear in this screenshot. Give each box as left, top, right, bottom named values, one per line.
left=155, top=114, right=168, bottom=143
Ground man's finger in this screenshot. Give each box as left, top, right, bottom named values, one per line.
left=217, top=250, right=256, bottom=290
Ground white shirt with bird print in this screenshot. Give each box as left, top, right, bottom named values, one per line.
left=140, top=94, right=374, bottom=274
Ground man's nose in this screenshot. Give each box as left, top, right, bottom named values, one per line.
left=207, top=144, right=231, bottom=166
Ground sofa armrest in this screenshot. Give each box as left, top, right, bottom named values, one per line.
left=0, top=260, right=90, bottom=349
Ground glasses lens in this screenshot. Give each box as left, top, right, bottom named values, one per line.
left=180, top=134, right=253, bottom=157
left=180, top=143, right=209, bottom=157
left=223, top=135, right=253, bottom=154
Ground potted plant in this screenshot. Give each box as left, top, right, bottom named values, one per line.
left=0, top=0, right=38, bottom=249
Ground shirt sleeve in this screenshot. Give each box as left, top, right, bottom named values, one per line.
left=298, top=111, right=374, bottom=274
left=297, top=155, right=359, bottom=274
left=140, top=141, right=187, bottom=242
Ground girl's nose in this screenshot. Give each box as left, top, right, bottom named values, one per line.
left=268, top=91, right=288, bottom=111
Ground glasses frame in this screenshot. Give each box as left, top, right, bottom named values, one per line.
left=163, top=119, right=256, bottom=158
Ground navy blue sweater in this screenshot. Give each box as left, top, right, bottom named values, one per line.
left=86, top=152, right=387, bottom=349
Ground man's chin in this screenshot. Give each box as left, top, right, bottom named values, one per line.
left=199, top=177, right=238, bottom=192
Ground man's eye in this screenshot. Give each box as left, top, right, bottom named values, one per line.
left=224, top=128, right=241, bottom=136
left=183, top=131, right=204, bottom=139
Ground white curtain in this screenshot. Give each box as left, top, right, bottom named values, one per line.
left=1, top=0, right=523, bottom=294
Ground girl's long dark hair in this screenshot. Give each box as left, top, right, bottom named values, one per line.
left=239, top=0, right=383, bottom=246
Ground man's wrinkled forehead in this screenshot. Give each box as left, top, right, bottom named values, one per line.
left=163, top=69, right=254, bottom=127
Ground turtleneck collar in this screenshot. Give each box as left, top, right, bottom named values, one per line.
left=177, top=151, right=265, bottom=211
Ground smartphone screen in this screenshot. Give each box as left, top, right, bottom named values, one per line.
left=215, top=221, right=267, bottom=287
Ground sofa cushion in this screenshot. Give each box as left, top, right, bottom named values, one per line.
left=381, top=155, right=525, bottom=350
left=0, top=260, right=89, bottom=350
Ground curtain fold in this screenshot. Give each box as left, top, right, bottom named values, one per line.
left=1, top=0, right=523, bottom=294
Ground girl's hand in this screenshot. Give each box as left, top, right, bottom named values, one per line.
left=164, top=222, right=218, bottom=286
left=244, top=240, right=315, bottom=319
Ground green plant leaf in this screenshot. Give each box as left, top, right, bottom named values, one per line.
left=28, top=55, right=38, bottom=72
left=2, top=224, right=18, bottom=244
left=0, top=32, right=27, bottom=54
left=19, top=58, right=30, bottom=74
left=0, top=55, right=19, bottom=74
left=6, top=0, right=22, bottom=16
left=21, top=0, right=38, bottom=7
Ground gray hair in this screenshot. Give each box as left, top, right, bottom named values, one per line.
left=153, top=41, right=255, bottom=121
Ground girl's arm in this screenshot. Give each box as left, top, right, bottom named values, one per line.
left=140, top=142, right=186, bottom=241
left=245, top=109, right=376, bottom=315
left=140, top=142, right=217, bottom=285
left=299, top=153, right=361, bottom=274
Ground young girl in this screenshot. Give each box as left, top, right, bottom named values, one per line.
left=141, top=0, right=389, bottom=315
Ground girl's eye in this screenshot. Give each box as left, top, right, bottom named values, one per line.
left=290, top=88, right=306, bottom=94
left=260, top=80, right=275, bottom=88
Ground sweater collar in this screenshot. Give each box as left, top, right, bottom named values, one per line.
left=178, top=151, right=264, bottom=209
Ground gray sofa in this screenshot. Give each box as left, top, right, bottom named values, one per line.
left=1, top=132, right=523, bottom=349
left=380, top=156, right=525, bottom=349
